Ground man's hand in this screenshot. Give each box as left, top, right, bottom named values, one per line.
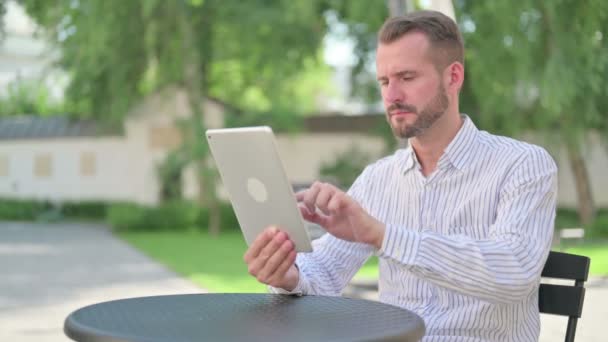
left=243, top=227, right=299, bottom=291
left=297, top=181, right=385, bottom=248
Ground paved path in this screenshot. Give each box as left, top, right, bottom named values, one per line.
left=0, top=222, right=203, bottom=342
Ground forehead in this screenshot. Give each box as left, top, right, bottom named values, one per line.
left=376, top=32, right=434, bottom=75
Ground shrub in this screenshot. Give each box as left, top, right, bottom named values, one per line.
left=146, top=201, right=200, bottom=231
left=107, top=201, right=238, bottom=232
left=0, top=198, right=52, bottom=220
left=586, top=214, right=608, bottom=238
left=319, top=145, right=371, bottom=189
left=60, top=201, right=108, bottom=220
left=197, top=202, right=240, bottom=232
left=555, top=208, right=581, bottom=229
left=106, top=202, right=148, bottom=231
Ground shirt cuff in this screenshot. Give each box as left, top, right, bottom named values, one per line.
left=376, top=224, right=421, bottom=266
left=266, top=263, right=307, bottom=296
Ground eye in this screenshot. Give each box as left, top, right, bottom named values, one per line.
left=402, top=76, right=414, bottom=81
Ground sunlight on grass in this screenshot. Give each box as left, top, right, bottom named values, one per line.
left=118, top=230, right=381, bottom=292
left=119, top=230, right=266, bottom=292
left=118, top=230, right=606, bottom=294
left=566, top=242, right=608, bottom=275
left=355, top=256, right=379, bottom=279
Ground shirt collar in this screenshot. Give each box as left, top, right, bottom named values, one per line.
left=401, top=147, right=417, bottom=174
left=441, top=114, right=479, bottom=171
left=401, top=114, right=479, bottom=174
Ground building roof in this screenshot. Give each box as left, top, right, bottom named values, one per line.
left=303, top=113, right=386, bottom=133
left=0, top=115, right=119, bottom=140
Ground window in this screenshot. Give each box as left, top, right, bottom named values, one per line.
left=80, top=152, right=96, bottom=176
left=148, top=125, right=182, bottom=150
left=34, top=153, right=52, bottom=178
left=0, top=155, right=8, bottom=177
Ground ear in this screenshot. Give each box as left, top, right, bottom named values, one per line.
left=444, top=62, right=464, bottom=94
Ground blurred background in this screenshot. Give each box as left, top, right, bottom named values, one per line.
left=0, top=0, right=606, bottom=341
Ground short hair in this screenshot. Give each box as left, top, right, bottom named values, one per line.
left=378, top=10, right=464, bottom=70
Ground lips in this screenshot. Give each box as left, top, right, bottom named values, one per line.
left=390, top=111, right=415, bottom=117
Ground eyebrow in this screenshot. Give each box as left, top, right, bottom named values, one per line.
left=377, top=70, right=418, bottom=81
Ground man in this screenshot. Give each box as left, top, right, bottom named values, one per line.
left=244, top=10, right=557, bottom=341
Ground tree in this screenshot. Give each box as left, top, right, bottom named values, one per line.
left=17, top=0, right=334, bottom=234
left=456, top=0, right=608, bottom=226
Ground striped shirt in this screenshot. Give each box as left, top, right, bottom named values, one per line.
left=272, top=115, right=558, bottom=341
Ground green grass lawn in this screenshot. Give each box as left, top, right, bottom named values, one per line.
left=119, top=230, right=379, bottom=293
left=119, top=230, right=267, bottom=292
left=564, top=242, right=608, bottom=276
left=119, top=231, right=605, bottom=293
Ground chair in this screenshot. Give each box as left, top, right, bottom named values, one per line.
left=539, top=251, right=591, bottom=342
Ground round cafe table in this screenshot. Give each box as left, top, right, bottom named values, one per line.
left=64, top=293, right=426, bottom=342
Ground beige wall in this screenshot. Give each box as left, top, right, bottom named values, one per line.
left=182, top=132, right=387, bottom=202
left=0, top=137, right=133, bottom=202
left=276, top=133, right=386, bottom=184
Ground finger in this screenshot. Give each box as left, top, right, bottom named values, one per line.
left=249, top=231, right=288, bottom=277
left=244, top=226, right=278, bottom=263
left=298, top=202, right=311, bottom=215
left=327, top=191, right=346, bottom=214
left=257, top=239, right=295, bottom=281
left=295, top=189, right=307, bottom=202
left=268, top=251, right=297, bottom=286
left=302, top=182, right=321, bottom=213
left=299, top=204, right=331, bottom=228
left=315, top=185, right=335, bottom=215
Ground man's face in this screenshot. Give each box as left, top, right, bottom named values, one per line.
left=376, top=32, right=449, bottom=139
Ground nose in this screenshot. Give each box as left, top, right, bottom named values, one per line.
left=384, top=81, right=405, bottom=104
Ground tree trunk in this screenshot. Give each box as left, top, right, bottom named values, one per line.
left=566, top=142, right=596, bottom=226
left=179, top=1, right=221, bottom=236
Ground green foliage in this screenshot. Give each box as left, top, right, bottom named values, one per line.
left=60, top=201, right=108, bottom=220
left=0, top=198, right=108, bottom=221
left=16, top=0, right=338, bottom=234
left=455, top=0, right=608, bottom=136
left=586, top=213, right=608, bottom=238
left=224, top=109, right=304, bottom=133
left=0, top=80, right=66, bottom=116
left=106, top=200, right=240, bottom=232
left=319, top=145, right=371, bottom=189
left=107, top=201, right=198, bottom=232
left=198, top=203, right=240, bottom=232
left=0, top=0, right=6, bottom=37
left=0, top=198, right=53, bottom=220
left=555, top=207, right=581, bottom=229
left=18, top=0, right=334, bottom=124
left=157, top=148, right=189, bottom=201
left=322, top=1, right=389, bottom=102
left=555, top=207, right=608, bottom=238
left=370, top=118, right=399, bottom=154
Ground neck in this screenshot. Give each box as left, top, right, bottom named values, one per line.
left=410, top=109, right=463, bottom=176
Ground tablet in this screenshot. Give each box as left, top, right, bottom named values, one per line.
left=206, top=126, right=313, bottom=252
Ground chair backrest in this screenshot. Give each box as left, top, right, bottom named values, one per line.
left=539, top=251, right=591, bottom=342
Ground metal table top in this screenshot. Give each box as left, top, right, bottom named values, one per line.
left=65, top=293, right=425, bottom=342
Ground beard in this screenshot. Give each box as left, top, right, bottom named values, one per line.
left=387, top=83, right=449, bottom=139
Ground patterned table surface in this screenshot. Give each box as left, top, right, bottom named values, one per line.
left=65, top=293, right=425, bottom=342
